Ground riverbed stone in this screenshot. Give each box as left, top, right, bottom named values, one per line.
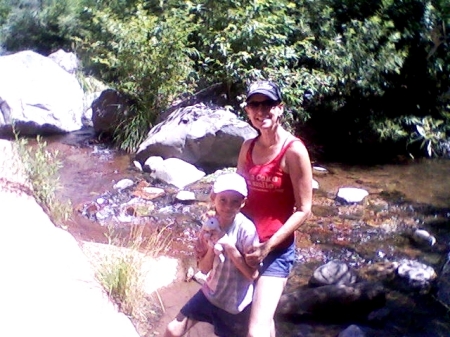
left=48, top=49, right=79, bottom=74
left=411, top=229, right=436, bottom=247
left=309, top=260, right=358, bottom=286
left=0, top=50, right=84, bottom=137
left=92, top=89, right=131, bottom=135
left=151, top=157, right=206, bottom=189
left=396, top=259, right=437, bottom=292
left=276, top=282, right=386, bottom=319
left=336, top=187, right=369, bottom=204
left=338, top=325, right=366, bottom=337
left=135, top=103, right=257, bottom=172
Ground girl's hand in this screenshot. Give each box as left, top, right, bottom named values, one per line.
left=195, top=230, right=210, bottom=261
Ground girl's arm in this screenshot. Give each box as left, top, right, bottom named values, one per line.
left=197, top=246, right=215, bottom=274
left=195, top=230, right=215, bottom=274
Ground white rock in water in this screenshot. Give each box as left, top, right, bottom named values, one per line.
left=152, top=158, right=205, bottom=189
left=312, top=179, right=319, bottom=190
left=133, top=160, right=143, bottom=171
left=337, top=187, right=369, bottom=203
left=397, top=260, right=437, bottom=285
left=313, top=166, right=328, bottom=173
left=144, top=156, right=164, bottom=172
left=412, top=229, right=436, bottom=246
left=113, top=178, right=134, bottom=190
left=175, top=190, right=196, bottom=201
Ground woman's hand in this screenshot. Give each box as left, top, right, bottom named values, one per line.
left=245, top=242, right=270, bottom=268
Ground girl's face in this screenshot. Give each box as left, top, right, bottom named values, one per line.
left=211, top=190, right=246, bottom=221
left=245, top=93, right=283, bottom=130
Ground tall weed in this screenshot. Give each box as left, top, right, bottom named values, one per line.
left=14, top=135, right=72, bottom=224
left=95, top=224, right=172, bottom=319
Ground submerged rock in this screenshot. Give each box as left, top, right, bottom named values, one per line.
left=276, top=282, right=386, bottom=320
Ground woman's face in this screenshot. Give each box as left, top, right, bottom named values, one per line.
left=245, top=93, right=283, bottom=130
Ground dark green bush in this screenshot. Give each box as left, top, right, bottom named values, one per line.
left=0, top=0, right=448, bottom=158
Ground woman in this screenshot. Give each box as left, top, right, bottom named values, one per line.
left=237, top=80, right=313, bottom=337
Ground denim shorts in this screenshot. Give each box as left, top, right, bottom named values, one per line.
left=180, top=290, right=251, bottom=337
left=259, top=242, right=295, bottom=278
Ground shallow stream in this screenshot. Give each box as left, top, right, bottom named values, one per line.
left=42, top=129, right=450, bottom=337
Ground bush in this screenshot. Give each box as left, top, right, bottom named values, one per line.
left=74, top=3, right=197, bottom=151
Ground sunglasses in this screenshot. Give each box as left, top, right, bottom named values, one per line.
left=246, top=100, right=279, bottom=110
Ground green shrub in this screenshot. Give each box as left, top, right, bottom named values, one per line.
left=74, top=3, right=197, bottom=151
left=1, top=0, right=84, bottom=54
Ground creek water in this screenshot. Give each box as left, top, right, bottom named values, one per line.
left=41, top=129, right=450, bottom=337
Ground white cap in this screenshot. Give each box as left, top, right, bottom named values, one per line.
left=213, top=173, right=248, bottom=197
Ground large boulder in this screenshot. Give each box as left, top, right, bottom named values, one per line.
left=48, top=49, right=79, bottom=74
left=92, top=89, right=131, bottom=136
left=0, top=50, right=84, bottom=137
left=135, top=103, right=257, bottom=172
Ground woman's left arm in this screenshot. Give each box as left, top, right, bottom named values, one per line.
left=263, top=141, right=313, bottom=253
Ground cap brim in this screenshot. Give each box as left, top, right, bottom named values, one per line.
left=246, top=89, right=279, bottom=101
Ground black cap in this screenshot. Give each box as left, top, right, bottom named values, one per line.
left=246, top=81, right=282, bottom=102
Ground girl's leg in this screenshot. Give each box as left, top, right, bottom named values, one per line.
left=164, top=312, right=198, bottom=337
left=246, top=275, right=287, bottom=337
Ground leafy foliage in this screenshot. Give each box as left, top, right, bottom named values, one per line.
left=0, top=0, right=84, bottom=54
left=74, top=3, right=197, bottom=151
left=0, top=0, right=449, bottom=158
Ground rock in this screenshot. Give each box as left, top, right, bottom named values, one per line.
left=312, top=179, right=319, bottom=190
left=113, top=179, right=134, bottom=190
left=396, top=259, right=437, bottom=292
left=277, top=282, right=386, bottom=320
left=143, top=156, right=164, bottom=173
left=338, top=325, right=366, bottom=337
left=309, top=260, right=357, bottom=287
left=0, top=50, right=84, bottom=137
left=313, top=166, right=328, bottom=174
left=358, top=261, right=399, bottom=282
left=175, top=191, right=196, bottom=202
left=336, top=187, right=369, bottom=204
left=92, top=89, right=131, bottom=136
left=135, top=103, right=257, bottom=172
left=0, top=140, right=140, bottom=337
left=151, top=158, right=205, bottom=189
left=411, top=229, right=436, bottom=247
left=48, top=49, right=79, bottom=74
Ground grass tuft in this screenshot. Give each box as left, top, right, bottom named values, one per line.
left=95, top=224, right=173, bottom=320
left=14, top=134, right=72, bottom=225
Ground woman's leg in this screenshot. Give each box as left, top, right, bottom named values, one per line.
left=164, top=312, right=198, bottom=337
left=246, top=275, right=287, bottom=337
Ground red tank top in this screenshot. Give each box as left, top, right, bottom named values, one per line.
left=241, top=137, right=300, bottom=249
